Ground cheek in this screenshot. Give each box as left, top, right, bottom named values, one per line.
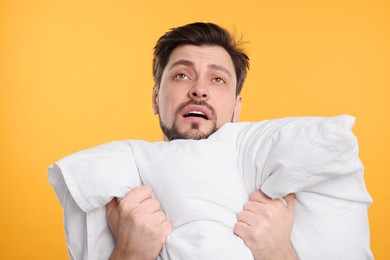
left=215, top=100, right=236, bottom=124
left=158, top=90, right=180, bottom=122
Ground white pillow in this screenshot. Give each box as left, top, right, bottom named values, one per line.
left=49, top=114, right=373, bottom=260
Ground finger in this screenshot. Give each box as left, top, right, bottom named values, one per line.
left=152, top=210, right=168, bottom=224
left=137, top=210, right=167, bottom=230
left=249, top=190, right=271, bottom=203
left=234, top=221, right=251, bottom=238
left=160, top=220, right=173, bottom=236
left=140, top=198, right=161, bottom=213
left=158, top=220, right=173, bottom=243
left=106, top=198, right=118, bottom=216
left=123, top=185, right=153, bottom=204
left=237, top=211, right=258, bottom=226
left=283, top=193, right=295, bottom=211
left=242, top=200, right=262, bottom=212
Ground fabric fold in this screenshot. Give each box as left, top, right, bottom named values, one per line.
left=48, top=114, right=373, bottom=260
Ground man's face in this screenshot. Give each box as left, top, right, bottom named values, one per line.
left=153, top=44, right=242, bottom=141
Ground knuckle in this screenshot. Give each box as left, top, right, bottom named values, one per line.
left=252, top=228, right=263, bottom=241
left=274, top=200, right=285, bottom=210
left=164, top=221, right=173, bottom=232
left=132, top=185, right=152, bottom=197
left=155, top=211, right=165, bottom=221
left=127, top=207, right=145, bottom=222
left=243, top=201, right=251, bottom=210
left=234, top=222, right=244, bottom=234
left=150, top=226, right=165, bottom=240
left=160, top=222, right=172, bottom=239
left=237, top=211, right=247, bottom=220
left=160, top=211, right=168, bottom=219
left=263, top=207, right=274, bottom=219
left=244, top=231, right=258, bottom=245
left=152, top=199, right=161, bottom=209
left=139, top=219, right=155, bottom=232
left=132, top=206, right=144, bottom=218
left=142, top=185, right=152, bottom=195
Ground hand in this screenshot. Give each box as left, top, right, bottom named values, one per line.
left=234, top=191, right=296, bottom=260
left=106, top=185, right=172, bottom=260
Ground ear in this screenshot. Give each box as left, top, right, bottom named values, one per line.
left=152, top=86, right=159, bottom=115
left=232, top=95, right=242, bottom=122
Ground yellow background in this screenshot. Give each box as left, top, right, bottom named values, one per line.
left=1, top=0, right=389, bottom=259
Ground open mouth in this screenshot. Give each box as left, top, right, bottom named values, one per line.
left=180, top=104, right=212, bottom=121
left=183, top=111, right=209, bottom=120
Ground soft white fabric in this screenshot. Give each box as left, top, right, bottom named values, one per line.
left=48, top=115, right=373, bottom=260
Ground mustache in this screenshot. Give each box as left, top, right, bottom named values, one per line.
left=176, top=100, right=216, bottom=119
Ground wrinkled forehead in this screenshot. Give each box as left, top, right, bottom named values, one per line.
left=166, top=44, right=236, bottom=75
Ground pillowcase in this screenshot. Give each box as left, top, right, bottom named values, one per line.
left=49, top=114, right=373, bottom=260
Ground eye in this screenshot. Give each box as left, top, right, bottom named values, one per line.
left=213, top=77, right=225, bottom=84
left=174, top=73, right=189, bottom=80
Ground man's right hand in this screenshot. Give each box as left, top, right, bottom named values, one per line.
left=106, top=185, right=172, bottom=260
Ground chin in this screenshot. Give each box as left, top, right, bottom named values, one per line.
left=181, top=123, right=217, bottom=140
left=183, top=130, right=211, bottom=140
left=160, top=118, right=218, bottom=141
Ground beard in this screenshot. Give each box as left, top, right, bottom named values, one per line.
left=160, top=120, right=218, bottom=141
left=159, top=100, right=218, bottom=141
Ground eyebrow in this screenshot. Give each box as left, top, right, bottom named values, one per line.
left=169, top=59, right=195, bottom=70
left=208, top=64, right=232, bottom=78
left=169, top=59, right=233, bottom=78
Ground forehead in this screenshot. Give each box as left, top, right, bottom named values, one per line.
left=166, top=45, right=235, bottom=73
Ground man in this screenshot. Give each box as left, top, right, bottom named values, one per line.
left=106, top=22, right=296, bottom=260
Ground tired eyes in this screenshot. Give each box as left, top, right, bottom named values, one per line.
left=213, top=77, right=225, bottom=84
left=174, top=73, right=226, bottom=84
left=174, top=73, right=189, bottom=80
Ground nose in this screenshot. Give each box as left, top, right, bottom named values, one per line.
left=188, top=81, right=209, bottom=100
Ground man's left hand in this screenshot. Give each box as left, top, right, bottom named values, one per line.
left=234, top=191, right=296, bottom=260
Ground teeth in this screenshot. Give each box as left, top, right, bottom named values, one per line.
left=185, top=111, right=208, bottom=119
left=187, top=111, right=205, bottom=116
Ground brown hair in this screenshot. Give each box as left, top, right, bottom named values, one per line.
left=153, top=22, right=250, bottom=95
